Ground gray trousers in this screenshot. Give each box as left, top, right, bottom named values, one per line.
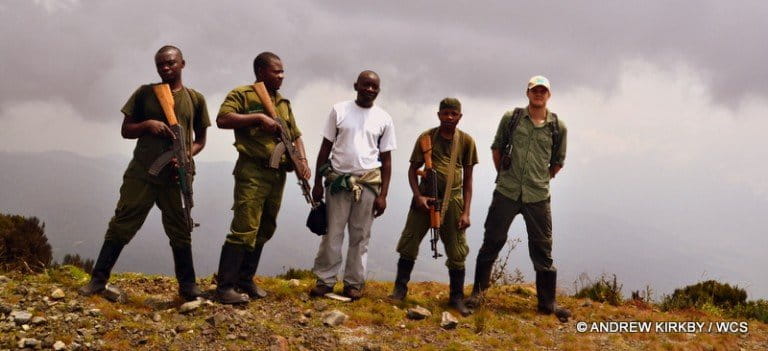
left=312, top=187, right=375, bottom=289
left=476, top=190, right=556, bottom=273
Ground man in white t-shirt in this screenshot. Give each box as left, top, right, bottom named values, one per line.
left=309, top=70, right=397, bottom=300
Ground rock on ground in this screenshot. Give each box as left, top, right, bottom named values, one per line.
left=441, top=311, right=458, bottom=330
left=406, top=306, right=432, bottom=320
left=322, top=310, right=348, bottom=327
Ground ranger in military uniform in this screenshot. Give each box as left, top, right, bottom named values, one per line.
left=79, top=45, right=210, bottom=302
left=389, top=98, right=477, bottom=316
left=215, top=52, right=311, bottom=304
left=465, top=76, right=571, bottom=322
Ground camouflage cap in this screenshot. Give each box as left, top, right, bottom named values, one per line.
left=439, top=97, right=462, bottom=112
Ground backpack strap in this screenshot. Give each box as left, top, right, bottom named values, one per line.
left=504, top=107, right=523, bottom=153
left=549, top=112, right=562, bottom=167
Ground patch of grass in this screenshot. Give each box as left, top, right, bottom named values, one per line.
left=575, top=274, right=623, bottom=306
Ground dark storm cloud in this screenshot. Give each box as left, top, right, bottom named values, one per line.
left=1, top=0, right=765, bottom=122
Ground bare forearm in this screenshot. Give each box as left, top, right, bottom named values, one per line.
left=379, top=152, right=392, bottom=197
left=216, top=112, right=266, bottom=129
left=121, top=120, right=150, bottom=139
left=408, top=164, right=422, bottom=197
left=462, top=166, right=474, bottom=215
left=314, top=139, right=333, bottom=186
left=491, top=149, right=501, bottom=172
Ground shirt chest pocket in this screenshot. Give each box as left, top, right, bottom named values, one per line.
left=535, top=128, right=552, bottom=154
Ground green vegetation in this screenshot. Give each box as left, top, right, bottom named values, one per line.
left=661, top=280, right=747, bottom=310
left=661, top=280, right=768, bottom=323
left=574, top=273, right=624, bottom=306
left=0, top=213, right=52, bottom=272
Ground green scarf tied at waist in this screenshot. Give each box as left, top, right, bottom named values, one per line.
left=320, top=162, right=382, bottom=201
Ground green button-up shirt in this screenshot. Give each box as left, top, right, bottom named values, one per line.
left=491, top=108, right=567, bottom=203
left=218, top=84, right=302, bottom=170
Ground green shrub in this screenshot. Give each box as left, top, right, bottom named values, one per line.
left=574, top=274, right=623, bottom=306
left=729, top=299, right=768, bottom=323
left=0, top=213, right=52, bottom=273
left=276, top=267, right=315, bottom=280
left=59, top=253, right=94, bottom=274
left=661, top=280, right=746, bottom=311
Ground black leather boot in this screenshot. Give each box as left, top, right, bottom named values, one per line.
left=171, top=243, right=202, bottom=301
left=464, top=258, right=493, bottom=308
left=536, top=271, right=571, bottom=322
left=448, top=269, right=472, bottom=316
left=78, top=240, right=124, bottom=296
left=215, top=243, right=249, bottom=304
left=237, top=244, right=267, bottom=299
left=388, top=258, right=414, bottom=301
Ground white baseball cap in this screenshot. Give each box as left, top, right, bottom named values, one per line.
left=527, top=75, right=551, bottom=91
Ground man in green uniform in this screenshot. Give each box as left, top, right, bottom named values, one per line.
left=215, top=52, right=311, bottom=304
left=465, top=75, right=571, bottom=322
left=389, top=98, right=477, bottom=316
left=79, top=45, right=210, bottom=302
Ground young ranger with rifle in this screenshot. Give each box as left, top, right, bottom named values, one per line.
left=79, top=45, right=210, bottom=302
left=465, top=76, right=571, bottom=322
left=389, top=98, right=477, bottom=316
left=215, top=52, right=311, bottom=304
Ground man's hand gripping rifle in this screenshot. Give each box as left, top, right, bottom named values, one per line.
left=148, top=83, right=197, bottom=232
left=252, top=82, right=317, bottom=209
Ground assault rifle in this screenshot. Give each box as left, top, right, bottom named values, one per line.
left=416, top=135, right=443, bottom=259
left=148, top=83, right=198, bottom=232
left=252, top=82, right=317, bottom=209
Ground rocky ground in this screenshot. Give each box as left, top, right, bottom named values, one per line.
left=1, top=267, right=766, bottom=350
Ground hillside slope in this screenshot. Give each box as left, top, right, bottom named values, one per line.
left=0, top=267, right=766, bottom=350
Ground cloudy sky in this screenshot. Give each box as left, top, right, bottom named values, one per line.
left=2, top=1, right=767, bottom=298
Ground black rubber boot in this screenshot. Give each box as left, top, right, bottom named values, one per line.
left=536, top=271, right=571, bottom=322
left=237, top=244, right=267, bottom=299
left=448, top=269, right=473, bottom=316
left=171, top=243, right=202, bottom=301
left=215, top=243, right=249, bottom=305
left=78, top=240, right=124, bottom=296
left=388, top=258, right=415, bottom=301
left=464, top=258, right=493, bottom=308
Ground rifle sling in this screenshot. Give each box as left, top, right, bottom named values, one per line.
left=440, top=129, right=461, bottom=226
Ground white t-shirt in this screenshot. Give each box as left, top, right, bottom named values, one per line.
left=322, top=100, right=397, bottom=175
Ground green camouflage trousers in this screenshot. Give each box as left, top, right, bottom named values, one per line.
left=225, top=157, right=286, bottom=249
left=396, top=194, right=469, bottom=269
left=104, top=175, right=189, bottom=247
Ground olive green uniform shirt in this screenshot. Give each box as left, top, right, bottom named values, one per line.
left=218, top=85, right=302, bottom=170
left=410, top=128, right=479, bottom=199
left=120, top=85, right=210, bottom=183
left=491, top=109, right=567, bottom=203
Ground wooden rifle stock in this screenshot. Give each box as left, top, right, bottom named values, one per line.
left=418, top=134, right=442, bottom=259
left=152, top=84, right=179, bottom=126
left=150, top=83, right=197, bottom=231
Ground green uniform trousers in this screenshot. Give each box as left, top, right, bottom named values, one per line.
left=396, top=193, right=469, bottom=269
left=476, top=190, right=555, bottom=273
left=225, top=157, right=286, bottom=249
left=104, top=175, right=190, bottom=247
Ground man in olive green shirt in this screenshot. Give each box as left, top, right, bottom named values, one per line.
left=389, top=98, right=477, bottom=316
left=466, top=76, right=571, bottom=322
left=215, top=52, right=311, bottom=304
left=79, top=45, right=210, bottom=302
